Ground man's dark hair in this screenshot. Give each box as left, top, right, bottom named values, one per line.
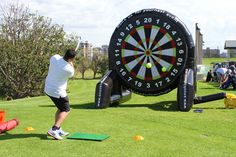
left=63, top=49, right=77, bottom=61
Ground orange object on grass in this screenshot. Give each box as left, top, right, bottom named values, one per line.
left=133, top=135, right=144, bottom=141
left=0, top=119, right=19, bottom=134
left=25, top=127, right=35, bottom=131
left=0, top=110, right=5, bottom=123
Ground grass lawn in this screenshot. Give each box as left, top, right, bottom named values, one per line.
left=0, top=79, right=236, bottom=157
left=202, top=58, right=236, bottom=66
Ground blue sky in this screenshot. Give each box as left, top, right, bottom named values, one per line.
left=1, top=0, right=236, bottom=52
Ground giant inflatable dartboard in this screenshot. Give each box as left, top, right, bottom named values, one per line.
left=95, top=9, right=196, bottom=111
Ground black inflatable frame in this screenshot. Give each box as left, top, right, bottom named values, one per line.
left=95, top=9, right=225, bottom=111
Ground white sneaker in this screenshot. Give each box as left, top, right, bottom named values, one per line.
left=47, top=129, right=63, bottom=140
left=57, top=128, right=69, bottom=136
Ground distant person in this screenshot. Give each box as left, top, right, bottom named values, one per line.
left=206, top=70, right=213, bottom=82
left=44, top=49, right=76, bottom=140
left=220, top=69, right=234, bottom=89
left=213, top=63, right=220, bottom=81
left=216, top=67, right=227, bottom=82
left=229, top=65, right=236, bottom=74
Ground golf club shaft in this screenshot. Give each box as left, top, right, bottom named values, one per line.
left=75, top=37, right=81, bottom=51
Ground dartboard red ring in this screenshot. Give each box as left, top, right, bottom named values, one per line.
left=109, top=9, right=188, bottom=95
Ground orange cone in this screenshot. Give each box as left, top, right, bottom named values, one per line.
left=0, top=110, right=5, bottom=124
left=133, top=135, right=144, bottom=141
left=25, top=127, right=35, bottom=131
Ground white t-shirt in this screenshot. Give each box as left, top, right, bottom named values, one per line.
left=216, top=68, right=227, bottom=75
left=44, top=54, right=74, bottom=98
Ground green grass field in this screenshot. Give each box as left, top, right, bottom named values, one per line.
left=0, top=78, right=236, bottom=157
left=202, top=58, right=236, bottom=66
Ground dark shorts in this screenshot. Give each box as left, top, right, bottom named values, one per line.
left=48, top=95, right=70, bottom=112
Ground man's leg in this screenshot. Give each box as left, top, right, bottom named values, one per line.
left=54, top=110, right=70, bottom=128
left=47, top=96, right=70, bottom=139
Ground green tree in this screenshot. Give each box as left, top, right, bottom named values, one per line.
left=97, top=55, right=109, bottom=76
left=0, top=4, right=78, bottom=99
left=76, top=55, right=90, bottom=79
left=90, top=50, right=101, bottom=79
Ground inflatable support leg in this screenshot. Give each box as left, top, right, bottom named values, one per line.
left=177, top=68, right=195, bottom=111
left=95, top=70, right=114, bottom=108
left=110, top=88, right=132, bottom=106
left=95, top=70, right=132, bottom=108
left=194, top=92, right=226, bottom=104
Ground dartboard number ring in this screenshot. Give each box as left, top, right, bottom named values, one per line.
left=110, top=12, right=188, bottom=94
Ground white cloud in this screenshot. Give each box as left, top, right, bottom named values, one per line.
left=1, top=0, right=236, bottom=51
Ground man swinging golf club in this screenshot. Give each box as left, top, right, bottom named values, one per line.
left=44, top=49, right=76, bottom=140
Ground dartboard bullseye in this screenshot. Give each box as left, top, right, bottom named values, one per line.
left=109, top=9, right=189, bottom=95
